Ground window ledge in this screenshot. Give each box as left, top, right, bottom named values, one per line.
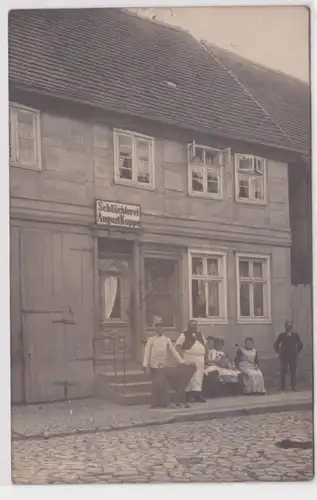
left=146, top=326, right=178, bottom=330
left=189, top=191, right=223, bottom=201
left=194, top=319, right=228, bottom=325
left=10, top=161, right=42, bottom=172
left=237, top=319, right=272, bottom=325
left=235, top=197, right=267, bottom=206
left=114, top=179, right=155, bottom=191
left=100, top=321, right=128, bottom=327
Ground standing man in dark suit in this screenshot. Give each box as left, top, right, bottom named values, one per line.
left=274, top=321, right=303, bottom=391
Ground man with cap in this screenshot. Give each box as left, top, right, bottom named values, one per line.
left=143, top=318, right=191, bottom=408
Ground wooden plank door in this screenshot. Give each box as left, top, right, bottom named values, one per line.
left=23, top=312, right=66, bottom=403
left=96, top=256, right=133, bottom=363
left=20, top=229, right=66, bottom=403
left=61, top=234, right=94, bottom=399
left=20, top=229, right=94, bottom=403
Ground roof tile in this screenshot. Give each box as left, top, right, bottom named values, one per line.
left=205, top=43, right=310, bottom=155
left=8, top=8, right=309, bottom=154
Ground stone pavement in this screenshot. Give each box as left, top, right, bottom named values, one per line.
left=12, top=410, right=314, bottom=484
left=12, top=390, right=312, bottom=440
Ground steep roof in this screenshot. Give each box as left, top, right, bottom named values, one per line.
left=8, top=8, right=309, bottom=155
left=204, top=43, right=310, bottom=156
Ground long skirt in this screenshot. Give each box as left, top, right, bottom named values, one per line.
left=239, top=362, right=266, bottom=394
left=183, top=352, right=205, bottom=392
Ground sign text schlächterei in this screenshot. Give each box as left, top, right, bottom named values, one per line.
left=96, top=200, right=141, bottom=228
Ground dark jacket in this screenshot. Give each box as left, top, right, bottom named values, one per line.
left=274, top=332, right=303, bottom=359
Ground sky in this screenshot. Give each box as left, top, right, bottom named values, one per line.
left=130, top=6, right=310, bottom=83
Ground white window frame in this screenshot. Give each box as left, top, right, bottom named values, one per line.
left=188, top=249, right=228, bottom=324
left=187, top=143, right=230, bottom=199
left=113, top=128, right=155, bottom=190
left=9, top=103, right=42, bottom=171
left=236, top=253, right=272, bottom=324
left=234, top=154, right=267, bottom=205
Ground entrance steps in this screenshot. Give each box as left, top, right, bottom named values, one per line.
left=94, top=357, right=313, bottom=406
left=94, top=365, right=153, bottom=405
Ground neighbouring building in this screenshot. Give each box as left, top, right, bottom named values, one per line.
left=205, top=43, right=311, bottom=287
left=9, top=9, right=311, bottom=404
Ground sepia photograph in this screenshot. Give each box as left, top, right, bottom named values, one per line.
left=8, top=3, right=313, bottom=486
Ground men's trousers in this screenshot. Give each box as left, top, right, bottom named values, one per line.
left=280, top=356, right=297, bottom=390
left=150, top=368, right=170, bottom=407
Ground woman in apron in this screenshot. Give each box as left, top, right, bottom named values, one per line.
left=235, top=337, right=266, bottom=394
left=176, top=320, right=208, bottom=403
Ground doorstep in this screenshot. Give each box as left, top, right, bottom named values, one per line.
left=11, top=390, right=312, bottom=441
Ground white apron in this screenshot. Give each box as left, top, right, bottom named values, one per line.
left=176, top=333, right=206, bottom=392
left=239, top=348, right=266, bottom=394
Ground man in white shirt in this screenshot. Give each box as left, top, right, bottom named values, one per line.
left=143, top=320, right=186, bottom=408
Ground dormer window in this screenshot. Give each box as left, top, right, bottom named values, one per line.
left=188, top=143, right=229, bottom=198
left=235, top=154, right=267, bottom=204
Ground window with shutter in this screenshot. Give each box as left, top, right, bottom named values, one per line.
left=187, top=143, right=230, bottom=199
left=9, top=104, right=41, bottom=170
left=235, top=154, right=267, bottom=204
left=114, top=129, right=154, bottom=189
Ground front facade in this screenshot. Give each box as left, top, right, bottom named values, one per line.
left=10, top=95, right=292, bottom=404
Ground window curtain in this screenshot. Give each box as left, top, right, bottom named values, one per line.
left=208, top=282, right=219, bottom=316
left=103, top=276, right=118, bottom=320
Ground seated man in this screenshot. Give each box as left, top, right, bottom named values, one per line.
left=203, top=337, right=242, bottom=397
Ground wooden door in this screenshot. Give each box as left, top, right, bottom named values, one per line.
left=20, top=229, right=94, bottom=403
left=96, top=256, right=133, bottom=363
left=22, top=312, right=66, bottom=402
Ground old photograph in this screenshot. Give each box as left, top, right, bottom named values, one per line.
left=9, top=5, right=313, bottom=484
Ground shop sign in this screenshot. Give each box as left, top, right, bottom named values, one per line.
left=96, top=200, right=141, bottom=228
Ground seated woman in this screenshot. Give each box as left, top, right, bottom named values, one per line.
left=235, top=337, right=266, bottom=395
left=203, top=337, right=242, bottom=397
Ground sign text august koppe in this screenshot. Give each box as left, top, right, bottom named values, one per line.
left=96, top=200, right=141, bottom=228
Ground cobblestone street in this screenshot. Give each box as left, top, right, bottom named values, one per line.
left=12, top=410, right=313, bottom=484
